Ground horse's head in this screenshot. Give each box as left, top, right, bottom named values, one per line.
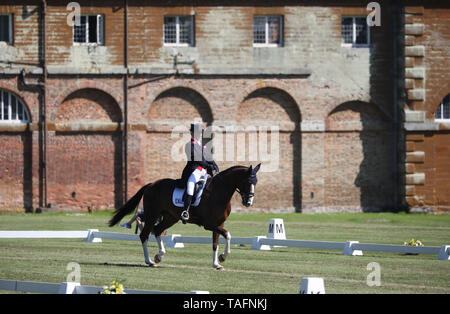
left=238, top=163, right=261, bottom=207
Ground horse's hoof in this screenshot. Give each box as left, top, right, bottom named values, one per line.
left=214, top=265, right=224, bottom=270
left=219, top=254, right=226, bottom=263
left=154, top=254, right=162, bottom=264
left=145, top=261, right=157, bottom=268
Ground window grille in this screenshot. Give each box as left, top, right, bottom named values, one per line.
left=0, top=90, right=30, bottom=123
left=435, top=94, right=450, bottom=121
left=73, top=15, right=104, bottom=45
left=253, top=16, right=283, bottom=47
left=164, top=16, right=194, bottom=46
left=341, top=17, right=370, bottom=47
left=0, top=14, right=13, bottom=44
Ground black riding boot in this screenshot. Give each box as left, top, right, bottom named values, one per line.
left=181, top=194, right=193, bottom=224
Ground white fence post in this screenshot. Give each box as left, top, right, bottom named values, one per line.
left=58, top=282, right=80, bottom=294
left=251, top=236, right=270, bottom=251
left=343, top=241, right=363, bottom=256
left=164, top=234, right=184, bottom=248
left=83, top=229, right=102, bottom=243
left=299, top=277, right=326, bottom=294
left=438, top=245, right=450, bottom=260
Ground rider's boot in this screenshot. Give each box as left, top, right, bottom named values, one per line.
left=181, top=194, right=193, bottom=224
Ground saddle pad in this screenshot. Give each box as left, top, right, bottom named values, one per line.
left=172, top=181, right=207, bottom=208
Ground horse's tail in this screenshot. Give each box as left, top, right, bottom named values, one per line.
left=108, top=184, right=151, bottom=227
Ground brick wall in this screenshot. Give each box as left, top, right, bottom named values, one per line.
left=0, top=1, right=448, bottom=213
left=403, top=4, right=450, bottom=213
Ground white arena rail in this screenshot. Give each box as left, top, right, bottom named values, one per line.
left=259, top=238, right=345, bottom=250
left=1, top=230, right=448, bottom=260
left=0, top=230, right=88, bottom=239
left=0, top=279, right=209, bottom=294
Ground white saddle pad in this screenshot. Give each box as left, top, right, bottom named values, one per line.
left=172, top=181, right=207, bottom=208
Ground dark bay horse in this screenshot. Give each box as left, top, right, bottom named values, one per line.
left=109, top=164, right=261, bottom=269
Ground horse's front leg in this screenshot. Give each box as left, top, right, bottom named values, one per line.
left=212, top=231, right=224, bottom=270
left=219, top=229, right=231, bottom=263
left=154, top=235, right=166, bottom=264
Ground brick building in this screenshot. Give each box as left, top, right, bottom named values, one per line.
left=0, top=0, right=448, bottom=213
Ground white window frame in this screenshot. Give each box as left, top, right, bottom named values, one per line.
left=341, top=16, right=370, bottom=48
left=163, top=15, right=194, bottom=47
left=253, top=15, right=283, bottom=48
left=0, top=14, right=13, bottom=45
left=434, top=95, right=450, bottom=121
left=72, top=14, right=105, bottom=46
left=0, top=90, right=30, bottom=124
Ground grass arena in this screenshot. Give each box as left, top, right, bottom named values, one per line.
left=1, top=211, right=449, bottom=294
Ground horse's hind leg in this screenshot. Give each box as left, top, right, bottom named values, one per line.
left=153, top=214, right=177, bottom=264
left=140, top=223, right=156, bottom=267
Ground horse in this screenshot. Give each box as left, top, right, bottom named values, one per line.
left=109, top=164, right=261, bottom=270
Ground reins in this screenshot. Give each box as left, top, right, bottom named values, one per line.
left=213, top=169, right=255, bottom=199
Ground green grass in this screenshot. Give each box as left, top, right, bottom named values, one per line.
left=0, top=212, right=449, bottom=294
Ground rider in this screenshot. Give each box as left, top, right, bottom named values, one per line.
left=180, top=123, right=219, bottom=223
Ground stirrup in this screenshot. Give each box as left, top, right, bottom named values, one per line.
left=181, top=210, right=189, bottom=223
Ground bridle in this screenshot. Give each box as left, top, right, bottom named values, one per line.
left=236, top=175, right=257, bottom=206
left=214, top=171, right=256, bottom=204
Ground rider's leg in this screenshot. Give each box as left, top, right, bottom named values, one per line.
left=181, top=172, right=197, bottom=223
left=120, top=208, right=139, bottom=228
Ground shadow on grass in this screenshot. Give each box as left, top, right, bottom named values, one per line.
left=79, top=261, right=164, bottom=268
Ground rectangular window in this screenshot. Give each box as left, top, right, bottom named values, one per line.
left=341, top=17, right=369, bottom=47
left=73, top=15, right=104, bottom=45
left=253, top=16, right=283, bottom=47
left=435, top=95, right=450, bottom=121
left=0, top=14, right=13, bottom=44
left=164, top=15, right=194, bottom=46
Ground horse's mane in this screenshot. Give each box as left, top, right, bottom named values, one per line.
left=208, top=165, right=248, bottom=188
left=218, top=165, right=248, bottom=175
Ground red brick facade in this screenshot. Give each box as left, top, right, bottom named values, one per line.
left=0, top=1, right=449, bottom=213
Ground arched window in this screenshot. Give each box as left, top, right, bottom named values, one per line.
left=435, top=94, right=449, bottom=121
left=0, top=90, right=30, bottom=123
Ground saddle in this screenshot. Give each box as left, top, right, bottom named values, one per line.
left=172, top=178, right=208, bottom=208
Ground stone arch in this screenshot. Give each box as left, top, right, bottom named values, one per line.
left=149, top=86, right=213, bottom=124
left=146, top=86, right=213, bottom=182
left=325, top=101, right=394, bottom=212
left=0, top=88, right=33, bottom=212
left=0, top=88, right=32, bottom=122
left=236, top=81, right=298, bottom=109
left=432, top=93, right=449, bottom=120
left=48, top=88, right=123, bottom=211
left=238, top=87, right=301, bottom=125
left=55, top=88, right=122, bottom=123
left=425, top=82, right=450, bottom=119
left=234, top=87, right=302, bottom=212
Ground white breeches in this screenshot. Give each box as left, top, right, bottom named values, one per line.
left=186, top=168, right=207, bottom=196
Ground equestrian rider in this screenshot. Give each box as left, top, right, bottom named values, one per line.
left=180, top=123, right=219, bottom=223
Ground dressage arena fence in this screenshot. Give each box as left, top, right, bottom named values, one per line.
left=1, top=229, right=449, bottom=294
left=0, top=229, right=449, bottom=260
left=0, top=279, right=210, bottom=294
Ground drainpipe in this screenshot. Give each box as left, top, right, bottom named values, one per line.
left=123, top=0, right=128, bottom=202
left=43, top=0, right=48, bottom=209
left=19, top=1, right=48, bottom=210
left=392, top=1, right=399, bottom=212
